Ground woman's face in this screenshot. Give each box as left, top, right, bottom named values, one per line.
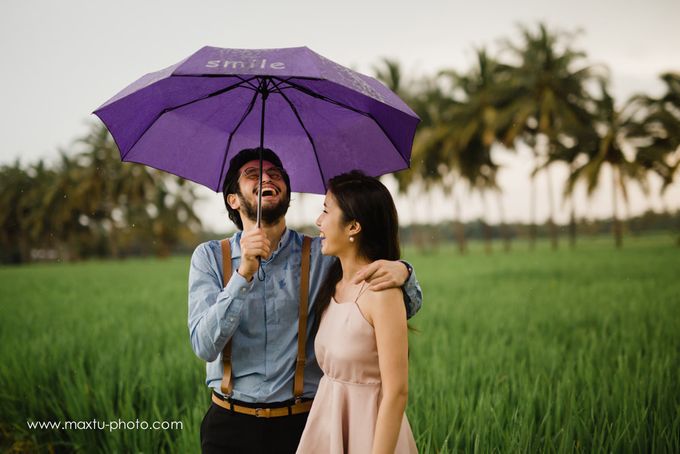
left=316, top=191, right=351, bottom=256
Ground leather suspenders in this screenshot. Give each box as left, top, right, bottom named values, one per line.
left=219, top=239, right=235, bottom=397
left=295, top=236, right=312, bottom=403
left=218, top=236, right=312, bottom=403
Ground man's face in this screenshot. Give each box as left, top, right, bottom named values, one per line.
left=231, top=160, right=290, bottom=226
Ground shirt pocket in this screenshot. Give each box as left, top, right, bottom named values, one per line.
left=268, top=266, right=301, bottom=325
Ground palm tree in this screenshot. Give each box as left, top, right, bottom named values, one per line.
left=438, top=48, right=516, bottom=253
left=76, top=123, right=202, bottom=258
left=0, top=122, right=204, bottom=263
left=565, top=82, right=648, bottom=248
left=0, top=160, right=33, bottom=263
left=22, top=160, right=61, bottom=253
left=37, top=150, right=91, bottom=260
left=374, top=59, right=435, bottom=250
left=502, top=23, right=601, bottom=250
left=629, top=72, right=680, bottom=244
left=73, top=124, right=125, bottom=257
left=408, top=75, right=468, bottom=252
left=373, top=58, right=407, bottom=101
left=632, top=73, right=680, bottom=194
left=544, top=132, right=592, bottom=248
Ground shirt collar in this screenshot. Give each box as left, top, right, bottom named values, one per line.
left=266, top=228, right=292, bottom=262
left=229, top=227, right=292, bottom=262
left=229, top=231, right=243, bottom=259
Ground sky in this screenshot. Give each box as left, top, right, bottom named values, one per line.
left=2, top=0, right=679, bottom=233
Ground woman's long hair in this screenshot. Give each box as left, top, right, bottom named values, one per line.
left=313, top=171, right=401, bottom=332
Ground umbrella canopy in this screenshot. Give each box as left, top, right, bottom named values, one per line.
left=93, top=46, right=420, bottom=195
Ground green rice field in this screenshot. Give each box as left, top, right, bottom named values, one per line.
left=1, top=234, right=679, bottom=453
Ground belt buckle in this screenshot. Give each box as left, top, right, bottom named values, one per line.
left=254, top=407, right=270, bottom=418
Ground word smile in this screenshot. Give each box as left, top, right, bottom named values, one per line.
left=205, top=59, right=286, bottom=70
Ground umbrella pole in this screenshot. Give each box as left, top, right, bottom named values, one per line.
left=256, top=78, right=270, bottom=281
left=256, top=77, right=270, bottom=229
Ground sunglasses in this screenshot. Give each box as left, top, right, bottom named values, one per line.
left=238, top=166, right=286, bottom=182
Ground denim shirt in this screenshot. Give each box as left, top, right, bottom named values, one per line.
left=188, top=228, right=422, bottom=403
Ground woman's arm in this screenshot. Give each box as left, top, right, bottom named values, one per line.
left=364, top=287, right=409, bottom=454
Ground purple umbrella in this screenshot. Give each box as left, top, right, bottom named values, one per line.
left=93, top=46, right=420, bottom=225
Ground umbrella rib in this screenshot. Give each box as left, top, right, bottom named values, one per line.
left=236, top=75, right=260, bottom=91
left=121, top=76, right=258, bottom=161
left=272, top=77, right=409, bottom=168
left=274, top=77, right=370, bottom=117
left=272, top=86, right=327, bottom=191
left=216, top=86, right=262, bottom=191
left=269, top=78, right=288, bottom=92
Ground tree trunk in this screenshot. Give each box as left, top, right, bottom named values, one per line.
left=495, top=190, right=511, bottom=252
left=428, top=190, right=440, bottom=252
left=108, top=225, right=120, bottom=259
left=569, top=197, right=577, bottom=249
left=481, top=191, right=492, bottom=255
left=568, top=162, right=577, bottom=249
left=612, top=166, right=622, bottom=248
left=529, top=171, right=537, bottom=251
left=452, top=185, right=467, bottom=255
left=18, top=235, right=31, bottom=264
left=545, top=164, right=558, bottom=250
left=411, top=190, right=425, bottom=253
left=623, top=185, right=633, bottom=237
left=657, top=192, right=680, bottom=246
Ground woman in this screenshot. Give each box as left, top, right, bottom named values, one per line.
left=297, top=171, right=418, bottom=454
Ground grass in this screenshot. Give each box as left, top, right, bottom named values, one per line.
left=1, top=233, right=679, bottom=453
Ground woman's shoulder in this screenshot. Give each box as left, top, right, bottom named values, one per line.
left=358, top=287, right=405, bottom=321
left=362, top=286, right=403, bottom=302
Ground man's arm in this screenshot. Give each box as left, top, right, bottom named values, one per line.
left=187, top=243, right=253, bottom=362
left=352, top=260, right=422, bottom=319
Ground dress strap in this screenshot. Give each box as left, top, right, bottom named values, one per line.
left=353, top=281, right=368, bottom=304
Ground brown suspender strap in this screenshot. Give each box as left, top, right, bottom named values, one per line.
left=294, top=236, right=312, bottom=402
left=219, top=239, right=233, bottom=397
left=218, top=235, right=311, bottom=402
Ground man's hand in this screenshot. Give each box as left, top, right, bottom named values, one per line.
left=352, top=260, right=410, bottom=291
left=237, top=228, right=271, bottom=281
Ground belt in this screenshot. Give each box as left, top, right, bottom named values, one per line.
left=211, top=392, right=313, bottom=418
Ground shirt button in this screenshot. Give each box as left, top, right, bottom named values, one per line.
left=240, top=287, right=246, bottom=293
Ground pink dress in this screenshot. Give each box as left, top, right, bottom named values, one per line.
left=296, top=297, right=418, bottom=454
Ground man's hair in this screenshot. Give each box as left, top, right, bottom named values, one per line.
left=221, top=148, right=291, bottom=230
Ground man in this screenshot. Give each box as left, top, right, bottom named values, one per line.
left=188, top=148, right=422, bottom=453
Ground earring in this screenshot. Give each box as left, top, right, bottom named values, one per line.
left=349, top=236, right=354, bottom=242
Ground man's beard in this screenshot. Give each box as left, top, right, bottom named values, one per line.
left=237, top=190, right=290, bottom=226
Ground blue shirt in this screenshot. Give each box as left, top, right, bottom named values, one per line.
left=188, top=228, right=422, bottom=403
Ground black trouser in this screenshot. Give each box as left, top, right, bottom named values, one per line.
left=200, top=401, right=309, bottom=454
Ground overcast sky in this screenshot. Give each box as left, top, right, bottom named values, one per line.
left=2, top=0, right=679, bottom=233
